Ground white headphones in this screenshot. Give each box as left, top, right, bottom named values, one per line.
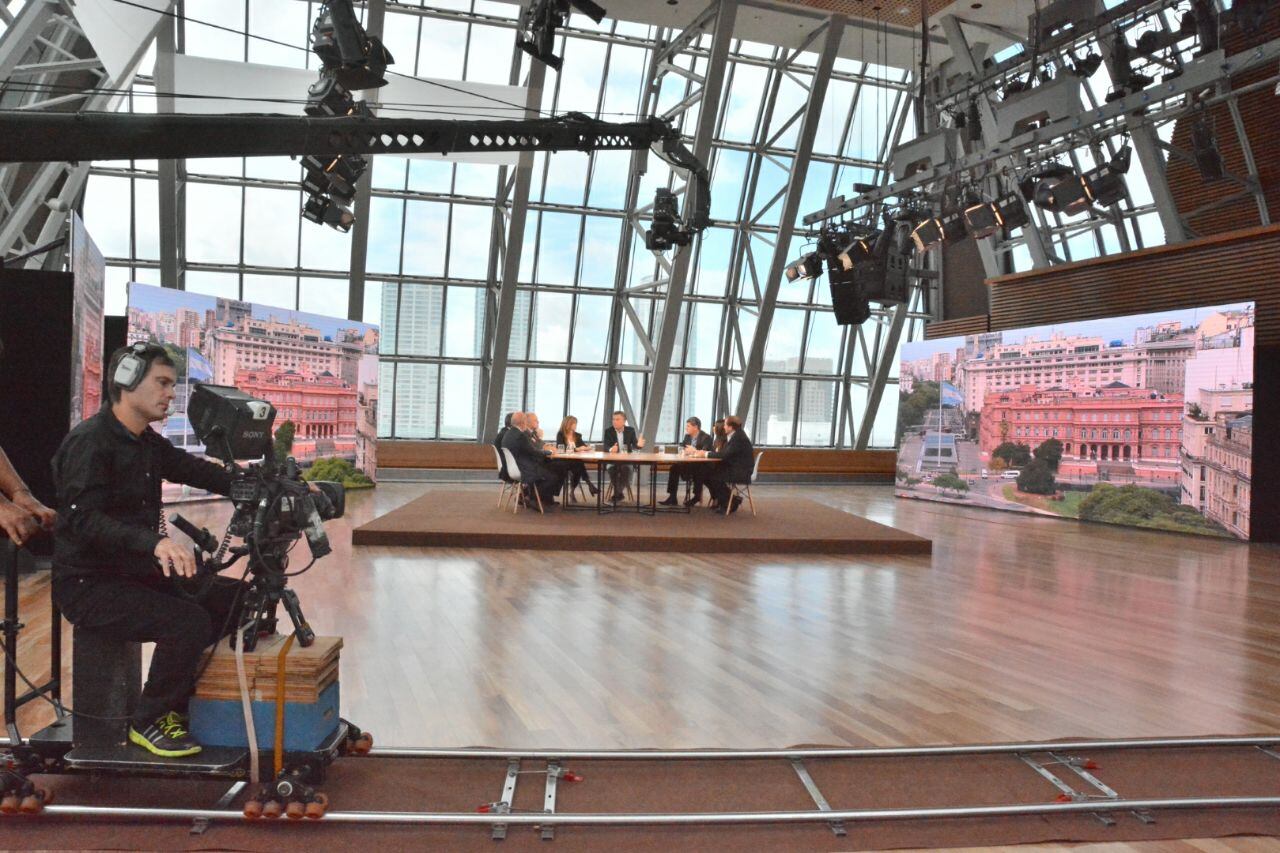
left=112, top=342, right=155, bottom=393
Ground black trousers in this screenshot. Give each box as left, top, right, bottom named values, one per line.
left=706, top=475, right=746, bottom=507
left=666, top=462, right=705, bottom=500
left=53, top=572, right=248, bottom=727
left=607, top=463, right=635, bottom=496
left=523, top=464, right=562, bottom=503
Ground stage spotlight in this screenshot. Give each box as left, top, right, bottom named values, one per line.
left=302, top=195, right=355, bottom=233
left=301, top=154, right=367, bottom=204
left=1191, top=115, right=1225, bottom=181
left=993, top=194, right=1029, bottom=232
left=1071, top=52, right=1103, bottom=78
left=1026, top=164, right=1087, bottom=215
left=1078, top=145, right=1132, bottom=208
left=798, top=253, right=823, bottom=279
left=910, top=217, right=944, bottom=251
left=311, top=1, right=394, bottom=90
left=517, top=0, right=607, bottom=71
left=963, top=201, right=999, bottom=239
left=835, top=234, right=875, bottom=271
left=305, top=74, right=356, bottom=117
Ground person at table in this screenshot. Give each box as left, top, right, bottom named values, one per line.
left=705, top=419, right=727, bottom=507
left=602, top=410, right=645, bottom=504
left=555, top=415, right=599, bottom=498
left=494, top=412, right=515, bottom=480
left=659, top=417, right=713, bottom=507
left=501, top=411, right=560, bottom=508
left=690, top=415, right=754, bottom=514
left=525, top=412, right=546, bottom=443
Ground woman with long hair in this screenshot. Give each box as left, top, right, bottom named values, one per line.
left=707, top=418, right=728, bottom=509
left=555, top=415, right=598, bottom=499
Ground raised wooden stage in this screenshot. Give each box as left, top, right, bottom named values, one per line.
left=351, top=489, right=932, bottom=555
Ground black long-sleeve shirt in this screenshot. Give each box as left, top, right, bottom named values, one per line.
left=51, top=407, right=233, bottom=581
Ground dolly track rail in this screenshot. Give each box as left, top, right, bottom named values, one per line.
left=362, top=734, right=1280, bottom=761
left=24, top=796, right=1280, bottom=827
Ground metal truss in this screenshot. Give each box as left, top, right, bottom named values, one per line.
left=478, top=50, right=546, bottom=441
left=805, top=33, right=1280, bottom=233
left=0, top=0, right=158, bottom=269
left=595, top=0, right=738, bottom=440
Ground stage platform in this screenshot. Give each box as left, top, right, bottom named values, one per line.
left=351, top=489, right=932, bottom=555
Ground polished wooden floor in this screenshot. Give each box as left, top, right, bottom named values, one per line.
left=10, top=483, right=1280, bottom=753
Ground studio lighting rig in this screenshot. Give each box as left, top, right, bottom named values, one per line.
left=299, top=1, right=393, bottom=233
left=517, top=0, right=608, bottom=71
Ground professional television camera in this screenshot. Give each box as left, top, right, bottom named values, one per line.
left=179, top=383, right=346, bottom=652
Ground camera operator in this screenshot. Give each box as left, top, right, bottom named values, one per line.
left=0, top=334, right=57, bottom=546
left=50, top=343, right=247, bottom=759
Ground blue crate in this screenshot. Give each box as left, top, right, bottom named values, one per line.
left=188, top=681, right=340, bottom=752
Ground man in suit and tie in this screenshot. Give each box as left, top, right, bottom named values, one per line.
left=602, top=410, right=645, bottom=504
left=690, top=415, right=754, bottom=514
left=500, top=411, right=560, bottom=508
left=659, top=417, right=713, bottom=507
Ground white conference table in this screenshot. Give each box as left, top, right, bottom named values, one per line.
left=547, top=449, right=719, bottom=514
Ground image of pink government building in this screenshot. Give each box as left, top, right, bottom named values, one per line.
left=127, top=285, right=380, bottom=476
left=898, top=302, right=1254, bottom=539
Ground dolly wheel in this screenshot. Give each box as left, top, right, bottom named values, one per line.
left=19, top=789, right=50, bottom=815
left=243, top=799, right=264, bottom=820
left=262, top=799, right=283, bottom=819
left=285, top=800, right=306, bottom=820
left=0, top=795, right=19, bottom=815
left=305, top=793, right=328, bottom=820
left=353, top=733, right=373, bottom=755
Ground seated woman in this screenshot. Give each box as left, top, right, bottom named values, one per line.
left=555, top=415, right=599, bottom=498
left=705, top=419, right=727, bottom=509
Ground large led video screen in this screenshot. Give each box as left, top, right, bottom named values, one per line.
left=897, top=302, right=1255, bottom=539
left=126, top=284, right=380, bottom=499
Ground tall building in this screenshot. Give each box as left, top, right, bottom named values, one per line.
left=1180, top=385, right=1253, bottom=520
left=758, top=357, right=835, bottom=444
left=382, top=285, right=530, bottom=437
left=1204, top=414, right=1251, bottom=538
left=956, top=333, right=1148, bottom=413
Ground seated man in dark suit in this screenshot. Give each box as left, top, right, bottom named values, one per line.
left=692, top=415, right=754, bottom=514
left=493, top=412, right=515, bottom=480
left=500, top=412, right=560, bottom=507
left=659, top=417, right=713, bottom=507
left=602, top=410, right=645, bottom=504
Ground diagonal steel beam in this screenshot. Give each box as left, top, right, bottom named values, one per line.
left=0, top=0, right=160, bottom=267
left=479, top=57, right=546, bottom=441
left=1092, top=1, right=1187, bottom=245
left=938, top=14, right=1050, bottom=270
left=734, top=14, right=844, bottom=422
left=854, top=304, right=907, bottom=449
left=638, top=0, right=737, bottom=442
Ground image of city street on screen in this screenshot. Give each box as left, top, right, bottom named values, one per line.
left=897, top=302, right=1255, bottom=539
left=127, top=283, right=380, bottom=500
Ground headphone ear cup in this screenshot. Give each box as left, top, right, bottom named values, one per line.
left=113, top=353, right=143, bottom=392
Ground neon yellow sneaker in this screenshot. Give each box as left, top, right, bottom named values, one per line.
left=129, top=711, right=203, bottom=758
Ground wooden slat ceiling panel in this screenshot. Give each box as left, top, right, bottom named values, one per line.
left=1166, top=13, right=1280, bottom=237
left=987, top=225, right=1280, bottom=345
left=924, top=314, right=990, bottom=339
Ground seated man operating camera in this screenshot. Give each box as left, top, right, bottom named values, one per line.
left=51, top=343, right=247, bottom=758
